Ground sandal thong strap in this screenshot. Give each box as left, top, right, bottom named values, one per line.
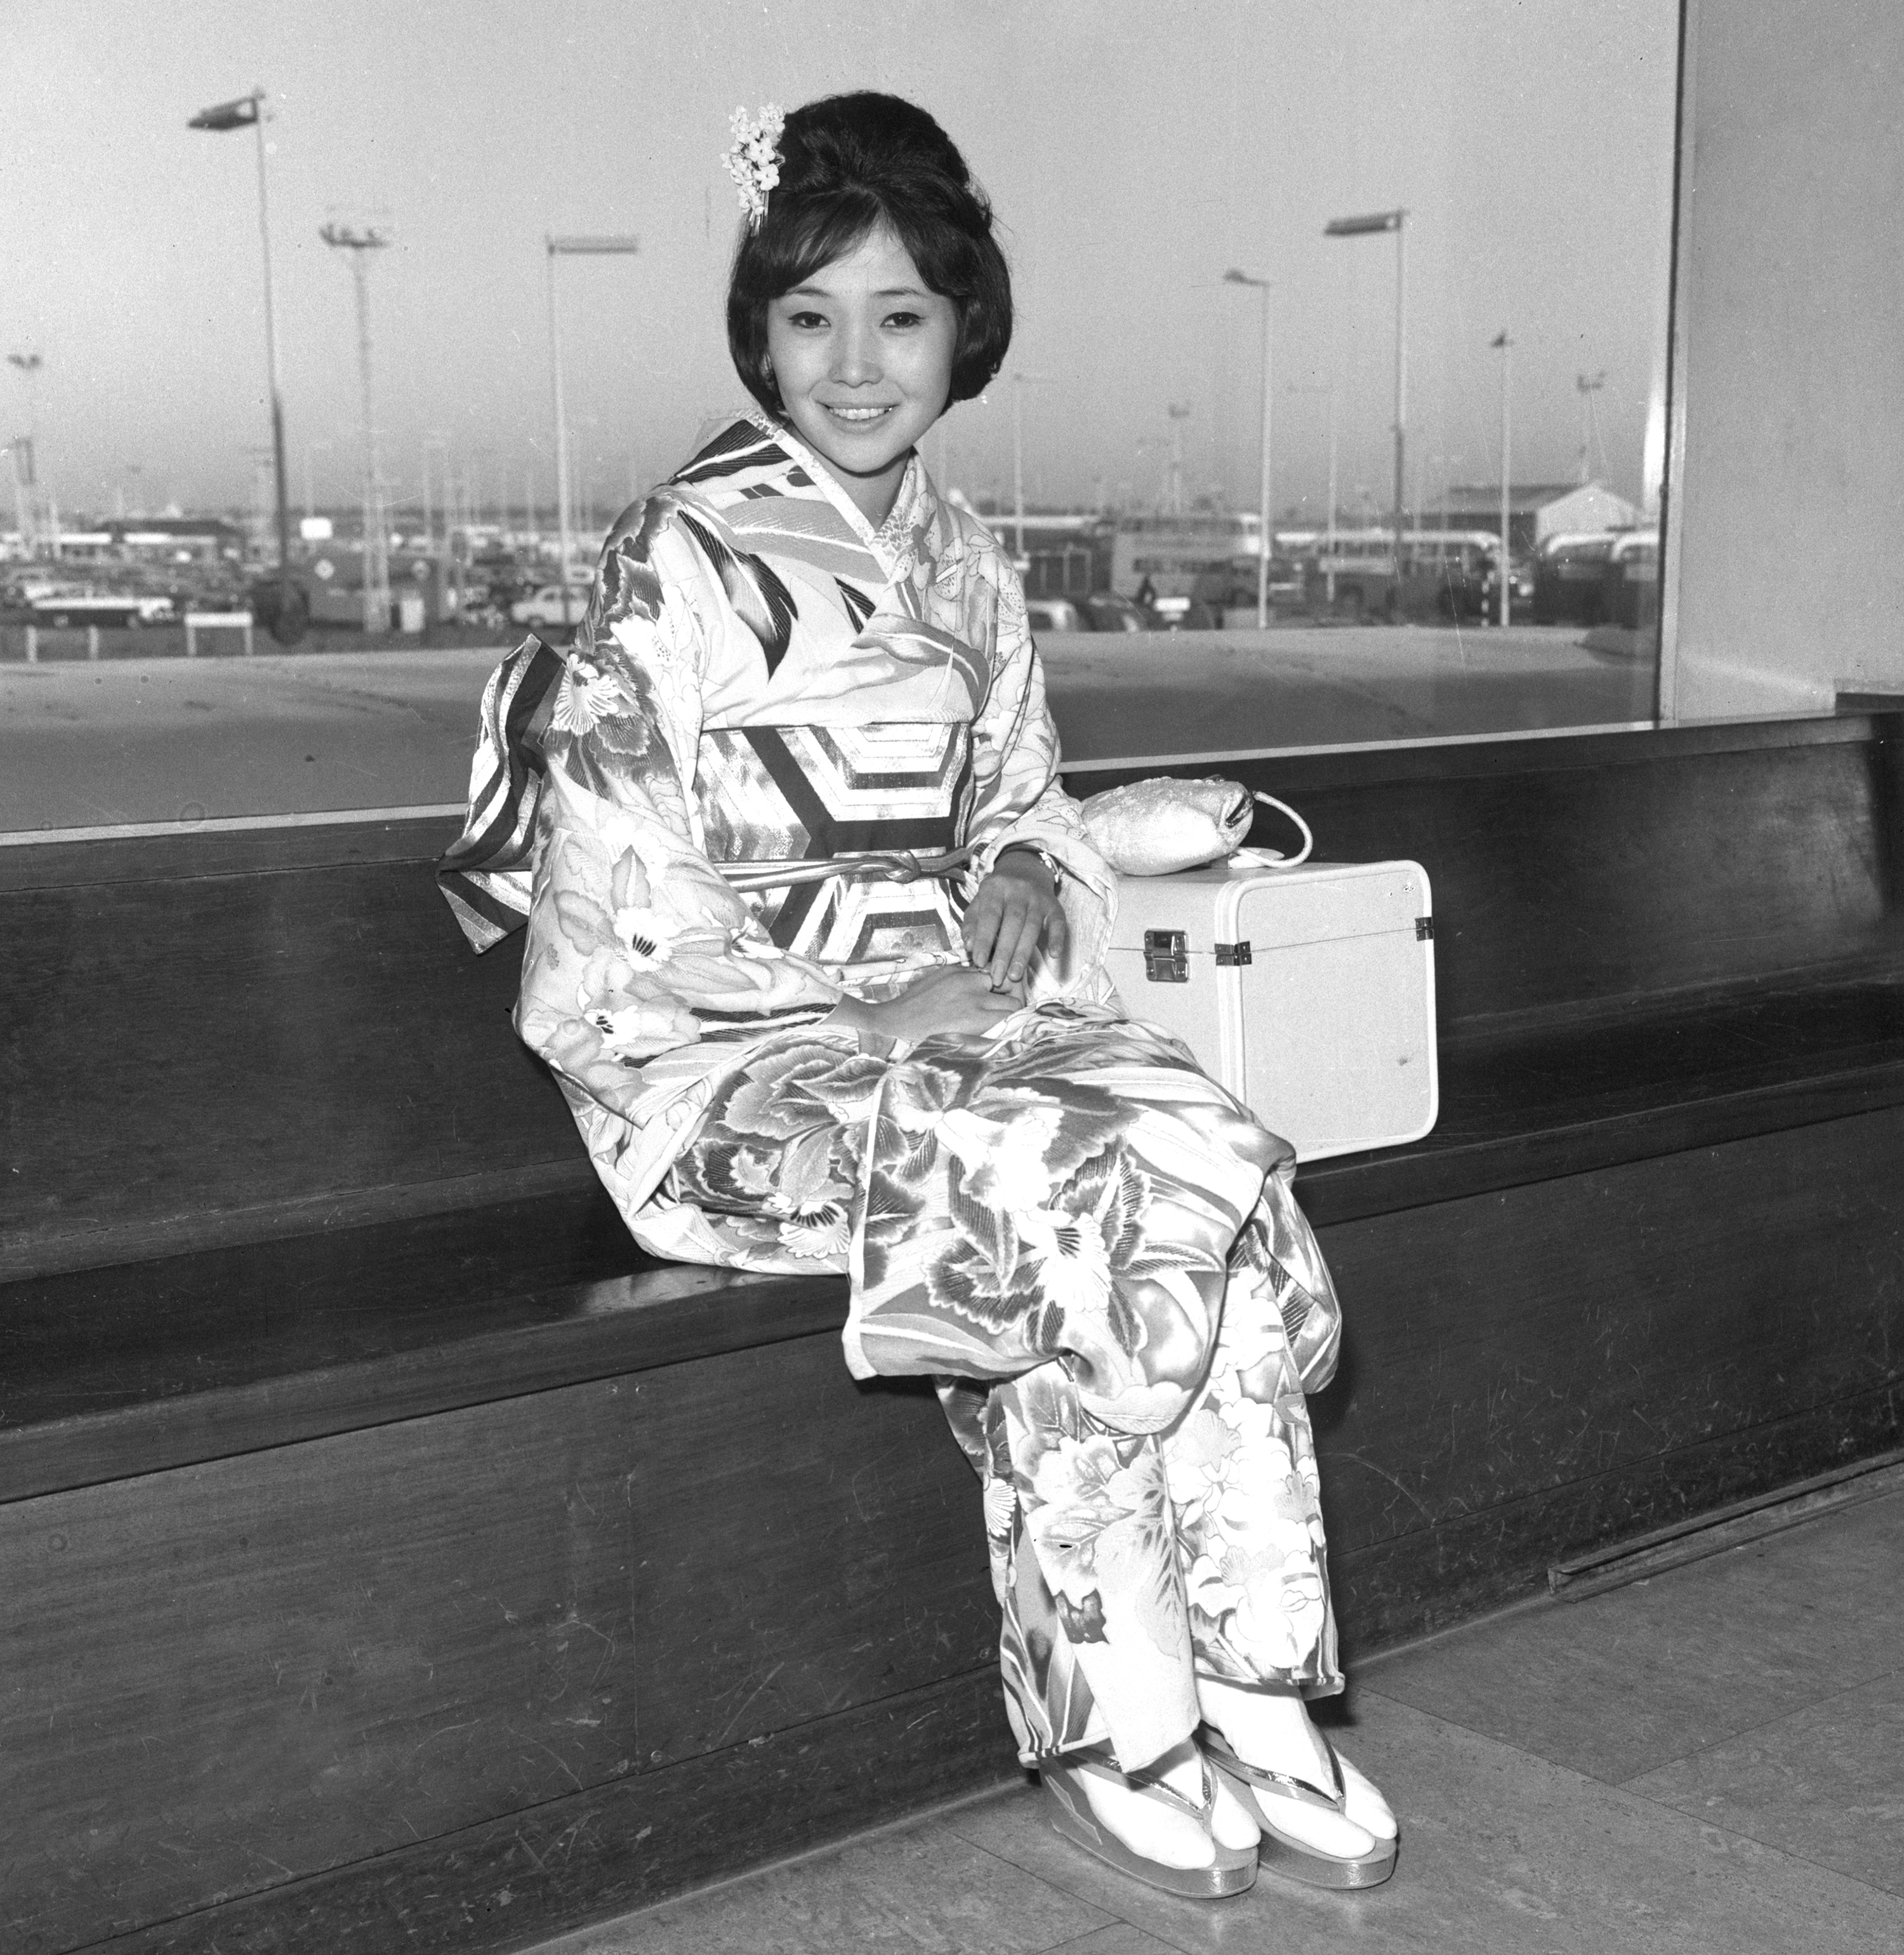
left=1066, top=1744, right=1219, bottom=1825
left=1198, top=1722, right=1346, bottom=1813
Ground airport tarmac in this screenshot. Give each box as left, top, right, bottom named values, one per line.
left=0, top=625, right=1655, bottom=833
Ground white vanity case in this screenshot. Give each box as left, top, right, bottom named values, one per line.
left=1104, top=857, right=1438, bottom=1162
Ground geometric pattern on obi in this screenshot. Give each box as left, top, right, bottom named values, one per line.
left=696, top=721, right=976, bottom=967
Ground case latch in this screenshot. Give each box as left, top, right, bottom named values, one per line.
left=1142, top=929, right=1189, bottom=983
left=1415, top=916, right=1435, bottom=941
left=1215, top=941, right=1252, bottom=967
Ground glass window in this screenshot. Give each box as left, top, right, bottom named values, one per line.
left=1, top=1, right=1679, bottom=831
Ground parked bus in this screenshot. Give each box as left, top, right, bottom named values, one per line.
left=1111, top=512, right=1261, bottom=602
left=1279, top=527, right=1502, bottom=621
left=1531, top=529, right=1659, bottom=628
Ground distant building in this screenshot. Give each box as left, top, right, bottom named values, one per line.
left=1420, top=482, right=1639, bottom=555
left=96, top=517, right=246, bottom=564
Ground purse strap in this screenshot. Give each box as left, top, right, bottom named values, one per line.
left=1234, top=790, right=1314, bottom=868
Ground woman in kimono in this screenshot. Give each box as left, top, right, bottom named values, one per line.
left=442, top=91, right=1396, bottom=1899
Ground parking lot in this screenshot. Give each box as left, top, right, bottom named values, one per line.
left=0, top=623, right=1655, bottom=833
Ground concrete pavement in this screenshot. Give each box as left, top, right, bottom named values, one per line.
left=0, top=627, right=1655, bottom=833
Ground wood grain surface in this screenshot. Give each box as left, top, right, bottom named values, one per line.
left=1312, top=1105, right=1904, bottom=1554
left=74, top=1669, right=1017, bottom=1955
left=0, top=1334, right=991, bottom=1953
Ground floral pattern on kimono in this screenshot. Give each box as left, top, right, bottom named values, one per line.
left=668, top=1005, right=1347, bottom=1768
left=441, top=411, right=1349, bottom=1774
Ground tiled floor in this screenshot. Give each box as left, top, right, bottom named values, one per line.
left=524, top=1485, right=1904, bottom=1953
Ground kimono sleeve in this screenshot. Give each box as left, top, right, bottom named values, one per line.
left=514, top=504, right=843, bottom=1130
left=960, top=561, right=1118, bottom=995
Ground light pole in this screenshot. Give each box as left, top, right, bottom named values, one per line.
left=1135, top=437, right=1169, bottom=515
left=1165, top=403, right=1192, bottom=517
left=421, top=435, right=450, bottom=550
left=321, top=223, right=392, bottom=634
left=1491, top=331, right=1513, bottom=628
left=1575, top=369, right=1608, bottom=485
left=569, top=417, right=602, bottom=553
left=1008, top=373, right=1055, bottom=566
left=545, top=235, right=639, bottom=626
left=1288, top=381, right=1338, bottom=607
left=6, top=352, right=44, bottom=556
left=190, top=89, right=296, bottom=630
left=1223, top=270, right=1273, bottom=627
left=1324, top=208, right=1407, bottom=581
left=303, top=437, right=337, bottom=523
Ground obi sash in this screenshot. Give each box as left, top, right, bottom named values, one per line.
left=696, top=721, right=976, bottom=966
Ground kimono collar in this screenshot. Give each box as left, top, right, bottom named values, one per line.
left=742, top=409, right=937, bottom=585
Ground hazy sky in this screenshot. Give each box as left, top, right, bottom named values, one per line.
left=3, top=0, right=1677, bottom=521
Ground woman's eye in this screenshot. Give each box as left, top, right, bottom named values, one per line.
left=786, top=310, right=828, bottom=330
left=885, top=311, right=923, bottom=329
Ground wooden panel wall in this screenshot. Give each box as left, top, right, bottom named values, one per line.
left=1312, top=1104, right=1904, bottom=1647
left=10, top=1103, right=1900, bottom=1949
left=0, top=1339, right=993, bottom=1952
left=0, top=835, right=581, bottom=1278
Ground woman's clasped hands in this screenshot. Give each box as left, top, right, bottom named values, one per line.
left=826, top=848, right=1067, bottom=1043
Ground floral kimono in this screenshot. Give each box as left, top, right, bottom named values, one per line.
left=442, top=413, right=1348, bottom=1771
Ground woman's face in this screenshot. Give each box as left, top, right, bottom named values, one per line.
left=765, top=226, right=958, bottom=526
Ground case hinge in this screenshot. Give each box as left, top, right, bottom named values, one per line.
left=1142, top=929, right=1189, bottom=983
left=1415, top=915, right=1435, bottom=941
left=1215, top=941, right=1252, bottom=966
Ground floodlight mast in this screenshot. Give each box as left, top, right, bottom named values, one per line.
left=6, top=352, right=44, bottom=555
left=1009, top=372, right=1055, bottom=566
left=1492, top=331, right=1514, bottom=628
left=321, top=223, right=392, bottom=633
left=190, top=88, right=293, bottom=608
left=1224, top=270, right=1273, bottom=627
left=545, top=235, right=640, bottom=627
left=1576, top=369, right=1608, bottom=484
left=1324, top=208, right=1407, bottom=592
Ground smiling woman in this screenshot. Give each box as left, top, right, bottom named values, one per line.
left=17, top=15, right=1904, bottom=1954
left=725, top=93, right=1010, bottom=525
left=433, top=87, right=1399, bottom=1899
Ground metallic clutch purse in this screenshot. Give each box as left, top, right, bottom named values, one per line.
left=1080, top=776, right=1311, bottom=876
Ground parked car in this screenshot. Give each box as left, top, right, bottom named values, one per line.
left=510, top=583, right=591, bottom=628
left=1076, top=592, right=1153, bottom=632
left=1602, top=533, right=1660, bottom=630
left=1531, top=535, right=1618, bottom=625
left=1200, top=560, right=1306, bottom=620
left=30, top=591, right=175, bottom=629
left=1027, top=593, right=1156, bottom=634
left=1150, top=595, right=1222, bottom=630
left=1478, top=552, right=1537, bottom=621
left=1026, top=598, right=1088, bottom=634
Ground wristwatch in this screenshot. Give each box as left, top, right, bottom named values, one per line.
left=998, top=842, right=1063, bottom=888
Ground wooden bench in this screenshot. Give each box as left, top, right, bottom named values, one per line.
left=4, top=710, right=1902, bottom=1953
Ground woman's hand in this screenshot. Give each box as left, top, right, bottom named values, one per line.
left=962, top=848, right=1068, bottom=990
left=827, top=964, right=1024, bottom=1044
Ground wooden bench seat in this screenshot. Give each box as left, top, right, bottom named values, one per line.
left=8, top=966, right=1903, bottom=1499
left=1306, top=965, right=1904, bottom=1224
left=4, top=710, right=1901, bottom=1954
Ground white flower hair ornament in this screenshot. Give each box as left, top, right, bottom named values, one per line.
left=724, top=104, right=786, bottom=232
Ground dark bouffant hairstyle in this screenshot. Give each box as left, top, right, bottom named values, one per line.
left=727, top=93, right=1012, bottom=418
